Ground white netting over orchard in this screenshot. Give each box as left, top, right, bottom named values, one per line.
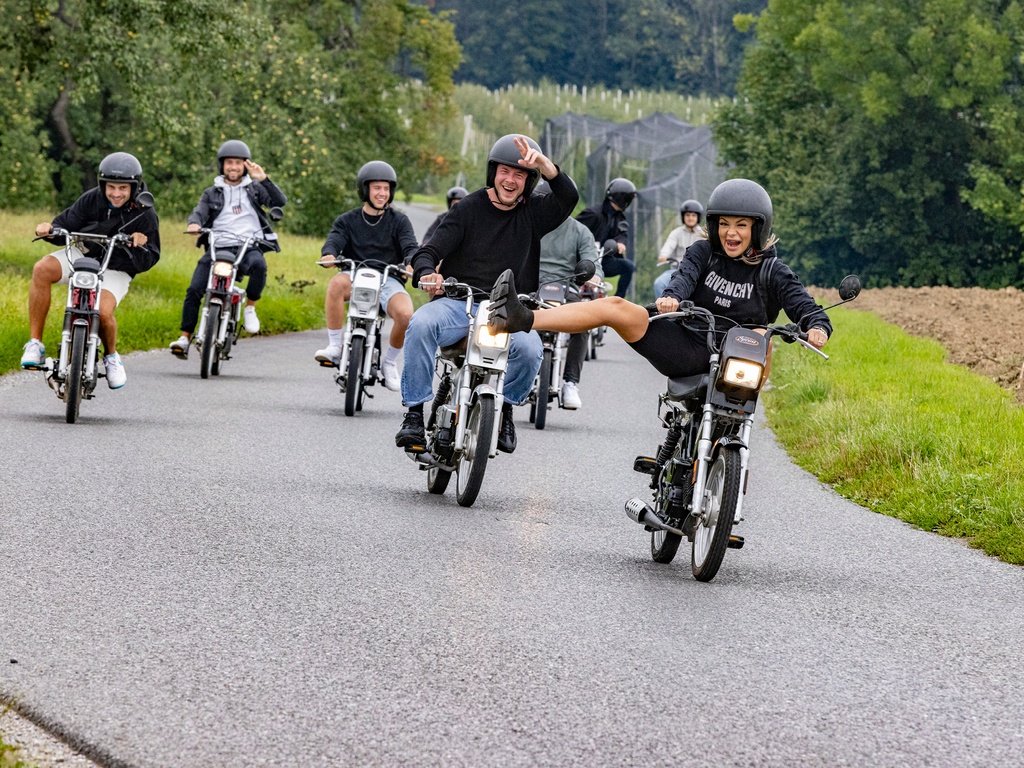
left=542, top=111, right=726, bottom=298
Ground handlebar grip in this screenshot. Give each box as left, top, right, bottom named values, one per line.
left=644, top=302, right=658, bottom=317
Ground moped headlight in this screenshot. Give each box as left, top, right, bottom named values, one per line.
left=476, top=324, right=509, bottom=349
left=71, top=272, right=98, bottom=290
left=720, top=358, right=763, bottom=390
left=213, top=261, right=234, bottom=278
left=351, top=286, right=378, bottom=311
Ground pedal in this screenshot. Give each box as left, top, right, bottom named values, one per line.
left=22, top=363, right=46, bottom=371
left=318, top=360, right=339, bottom=369
left=403, top=445, right=428, bottom=455
left=633, top=456, right=658, bottom=475
left=727, top=535, right=745, bottom=549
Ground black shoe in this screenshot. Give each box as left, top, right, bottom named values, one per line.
left=395, top=411, right=427, bottom=451
left=488, top=269, right=534, bottom=334
left=497, top=408, right=517, bottom=454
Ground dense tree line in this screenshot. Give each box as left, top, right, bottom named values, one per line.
left=716, top=0, right=1024, bottom=288
left=0, top=0, right=460, bottom=234
left=425, top=0, right=764, bottom=95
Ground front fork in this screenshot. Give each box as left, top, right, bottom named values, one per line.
left=689, top=407, right=753, bottom=525
left=453, top=366, right=505, bottom=458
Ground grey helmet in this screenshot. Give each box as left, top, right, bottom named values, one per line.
left=486, top=134, right=541, bottom=198
left=706, top=178, right=774, bottom=252
left=680, top=199, right=705, bottom=223
left=97, top=152, right=143, bottom=200
left=605, top=178, right=636, bottom=210
left=532, top=178, right=551, bottom=196
left=217, top=140, right=252, bottom=175
left=446, top=185, right=468, bottom=209
left=357, top=160, right=397, bottom=208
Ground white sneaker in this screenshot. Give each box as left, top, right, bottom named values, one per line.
left=243, top=305, right=260, bottom=334
left=315, top=344, right=342, bottom=366
left=104, top=353, right=126, bottom=389
left=169, top=335, right=190, bottom=359
left=561, top=381, right=582, bottom=409
left=21, top=339, right=46, bottom=368
left=381, top=357, right=401, bottom=391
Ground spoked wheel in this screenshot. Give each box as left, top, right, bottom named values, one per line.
left=651, top=462, right=689, bottom=564
left=344, top=336, right=364, bottom=417
left=691, top=447, right=742, bottom=582
left=200, top=305, right=220, bottom=380
left=64, top=325, right=87, bottom=424
left=534, top=349, right=552, bottom=430
left=455, top=393, right=495, bottom=507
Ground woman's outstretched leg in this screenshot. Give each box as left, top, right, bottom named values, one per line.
left=489, top=269, right=650, bottom=343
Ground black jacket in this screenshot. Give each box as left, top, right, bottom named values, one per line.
left=49, top=187, right=161, bottom=277
left=663, top=239, right=832, bottom=336
left=188, top=177, right=287, bottom=252
left=576, top=199, right=628, bottom=248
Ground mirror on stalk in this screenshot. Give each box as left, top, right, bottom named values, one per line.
left=839, top=275, right=861, bottom=302
left=574, top=259, right=596, bottom=285
left=135, top=191, right=155, bottom=208
left=268, top=206, right=284, bottom=222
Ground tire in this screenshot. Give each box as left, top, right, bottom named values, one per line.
left=691, top=447, right=742, bottom=582
left=201, top=304, right=220, bottom=380
left=64, top=324, right=87, bottom=424
left=590, top=330, right=599, bottom=360
left=534, top=348, right=552, bottom=430
left=427, top=466, right=451, bottom=495
left=455, top=393, right=495, bottom=507
left=344, top=335, right=364, bottom=417
left=651, top=461, right=688, bottom=564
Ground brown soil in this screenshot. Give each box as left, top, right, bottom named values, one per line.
left=813, top=285, right=1024, bottom=403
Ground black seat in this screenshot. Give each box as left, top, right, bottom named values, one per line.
left=71, top=257, right=102, bottom=273
left=665, top=373, right=708, bottom=404
left=439, top=337, right=468, bottom=362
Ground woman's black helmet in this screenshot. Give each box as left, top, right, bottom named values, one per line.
left=446, top=186, right=468, bottom=209
left=486, top=134, right=541, bottom=197
left=605, top=178, right=637, bottom=210
left=217, top=140, right=252, bottom=175
left=98, top=152, right=143, bottom=200
left=706, top=178, right=774, bottom=252
left=680, top=199, right=705, bottom=223
left=357, top=160, right=397, bottom=208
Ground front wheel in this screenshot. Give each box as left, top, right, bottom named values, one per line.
left=344, top=335, right=365, bottom=417
left=200, top=304, right=220, bottom=380
left=455, top=393, right=495, bottom=507
left=64, top=324, right=87, bottom=424
left=691, top=447, right=742, bottom=582
left=534, top=348, right=552, bottom=430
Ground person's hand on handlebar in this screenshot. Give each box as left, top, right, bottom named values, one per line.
left=417, top=271, right=445, bottom=297
left=186, top=223, right=201, bottom=236
left=654, top=296, right=679, bottom=314
left=35, top=223, right=53, bottom=238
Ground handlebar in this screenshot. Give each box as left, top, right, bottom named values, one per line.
left=316, top=257, right=409, bottom=279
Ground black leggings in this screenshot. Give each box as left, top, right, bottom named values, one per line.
left=627, top=320, right=711, bottom=379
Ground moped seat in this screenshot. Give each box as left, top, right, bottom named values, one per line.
left=439, top=337, right=468, bottom=362
left=665, top=374, right=708, bottom=403
left=71, top=257, right=102, bottom=273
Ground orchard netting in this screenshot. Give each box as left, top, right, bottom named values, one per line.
left=542, top=111, right=726, bottom=300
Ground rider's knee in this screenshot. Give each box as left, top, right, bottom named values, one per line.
left=32, top=257, right=60, bottom=285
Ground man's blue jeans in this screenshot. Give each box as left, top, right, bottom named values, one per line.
left=400, top=297, right=543, bottom=407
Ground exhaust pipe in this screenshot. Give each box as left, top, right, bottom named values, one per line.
left=625, top=498, right=684, bottom=536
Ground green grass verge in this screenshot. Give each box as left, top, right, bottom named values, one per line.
left=765, top=307, right=1024, bottom=565
left=0, top=734, right=34, bottom=768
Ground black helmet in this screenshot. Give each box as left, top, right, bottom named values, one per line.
left=706, top=178, right=774, bottom=252
left=357, top=160, right=397, bottom=208
left=605, top=178, right=636, bottom=210
left=680, top=199, right=705, bottom=223
left=446, top=185, right=468, bottom=209
left=217, top=140, right=252, bottom=175
left=98, top=152, right=143, bottom=200
left=486, top=134, right=541, bottom=198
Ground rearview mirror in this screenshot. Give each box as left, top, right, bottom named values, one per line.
left=135, top=191, right=155, bottom=208
left=268, top=206, right=283, bottom=222
left=573, top=259, right=596, bottom=285
left=838, top=275, right=861, bottom=302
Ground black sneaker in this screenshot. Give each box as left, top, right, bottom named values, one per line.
left=488, top=269, right=534, bottom=334
left=395, top=410, right=427, bottom=451
left=497, top=408, right=517, bottom=454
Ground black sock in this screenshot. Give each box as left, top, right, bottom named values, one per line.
left=409, top=403, right=424, bottom=415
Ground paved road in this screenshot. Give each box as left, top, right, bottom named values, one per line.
left=2, top=320, right=1023, bottom=767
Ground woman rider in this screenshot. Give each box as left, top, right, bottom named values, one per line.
left=487, top=178, right=833, bottom=377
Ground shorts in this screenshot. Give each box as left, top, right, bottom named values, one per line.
left=379, top=275, right=409, bottom=312
left=627, top=319, right=712, bottom=379
left=48, top=247, right=132, bottom=305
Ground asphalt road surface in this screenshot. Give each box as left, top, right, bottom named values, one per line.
left=3, top=202, right=1023, bottom=766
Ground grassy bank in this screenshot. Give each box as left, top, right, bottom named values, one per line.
left=766, top=307, right=1024, bottom=565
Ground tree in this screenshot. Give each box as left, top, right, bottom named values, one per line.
left=717, top=0, right=1024, bottom=287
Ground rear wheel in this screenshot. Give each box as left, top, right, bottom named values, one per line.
left=533, top=349, right=552, bottom=430
left=201, top=304, right=220, bottom=380
left=64, top=324, right=87, bottom=424
left=455, top=393, right=495, bottom=507
left=344, top=336, right=365, bottom=417
left=691, top=447, right=742, bottom=582
left=427, top=466, right=451, bottom=495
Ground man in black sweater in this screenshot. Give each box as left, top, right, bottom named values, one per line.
left=314, top=161, right=418, bottom=391
left=577, top=177, right=636, bottom=297
left=395, top=134, right=579, bottom=454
